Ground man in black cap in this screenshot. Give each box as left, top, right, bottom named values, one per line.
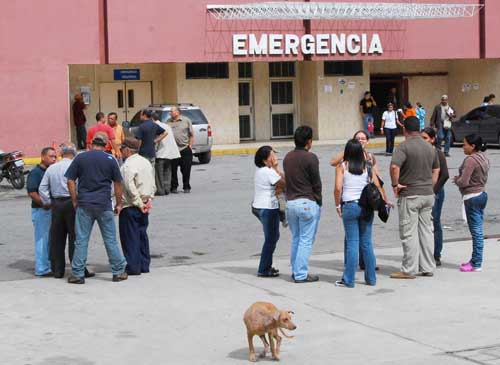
left=65, top=134, right=128, bottom=284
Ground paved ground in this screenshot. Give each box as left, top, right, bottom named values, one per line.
left=1, top=143, right=500, bottom=282
left=2, top=239, right=500, bottom=365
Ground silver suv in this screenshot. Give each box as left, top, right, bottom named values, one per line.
left=124, top=103, right=213, bottom=164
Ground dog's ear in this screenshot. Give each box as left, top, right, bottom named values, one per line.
left=262, top=312, right=280, bottom=327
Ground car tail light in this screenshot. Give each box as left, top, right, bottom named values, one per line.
left=207, top=125, right=212, bottom=137
left=12, top=152, right=24, bottom=159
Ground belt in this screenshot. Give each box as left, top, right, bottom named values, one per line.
left=53, top=196, right=71, bottom=201
left=342, top=200, right=359, bottom=205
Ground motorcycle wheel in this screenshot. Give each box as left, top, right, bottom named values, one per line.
left=9, top=167, right=25, bottom=189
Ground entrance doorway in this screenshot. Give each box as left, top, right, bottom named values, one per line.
left=270, top=80, right=295, bottom=138
left=238, top=81, right=254, bottom=140
left=370, top=76, right=408, bottom=130
left=99, top=81, right=152, bottom=122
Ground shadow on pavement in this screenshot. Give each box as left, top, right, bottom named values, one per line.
left=227, top=347, right=275, bottom=362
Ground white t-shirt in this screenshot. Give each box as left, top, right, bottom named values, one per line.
left=382, top=110, right=398, bottom=129
left=252, top=167, right=281, bottom=209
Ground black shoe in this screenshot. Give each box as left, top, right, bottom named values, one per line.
left=435, top=258, right=442, bottom=267
left=126, top=271, right=141, bottom=276
left=112, top=272, right=128, bottom=282
left=445, top=153, right=451, bottom=157
left=84, top=269, right=95, bottom=278
left=170, top=189, right=179, bottom=194
left=53, top=272, right=64, bottom=279
left=294, top=274, right=319, bottom=283
left=67, top=275, right=85, bottom=284
left=258, top=271, right=279, bottom=278
left=270, top=267, right=279, bottom=274
left=183, top=189, right=191, bottom=194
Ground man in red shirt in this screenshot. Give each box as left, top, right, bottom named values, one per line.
left=86, top=112, right=119, bottom=155
left=72, top=94, right=87, bottom=150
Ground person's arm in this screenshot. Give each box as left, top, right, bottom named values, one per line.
left=310, top=156, right=322, bottom=206
left=38, top=172, right=51, bottom=206
left=390, top=164, right=407, bottom=198
left=359, top=104, right=364, bottom=116
left=188, top=121, right=194, bottom=149
left=380, top=112, right=386, bottom=131
left=121, top=167, right=143, bottom=209
left=68, top=179, right=78, bottom=209
left=372, top=171, right=392, bottom=207
left=434, top=152, right=449, bottom=193
left=430, top=107, right=437, bottom=128
left=432, top=168, right=440, bottom=187
left=454, top=158, right=475, bottom=188
left=154, top=130, right=168, bottom=144
left=113, top=180, right=123, bottom=215
left=110, top=140, right=119, bottom=155
left=371, top=96, right=377, bottom=106
left=334, top=164, right=343, bottom=217
left=330, top=151, right=344, bottom=167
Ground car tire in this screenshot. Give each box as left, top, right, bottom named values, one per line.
left=198, top=151, right=211, bottom=164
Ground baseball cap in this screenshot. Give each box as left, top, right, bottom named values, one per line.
left=121, top=137, right=140, bottom=150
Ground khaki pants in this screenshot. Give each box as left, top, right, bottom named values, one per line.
left=398, top=195, right=435, bottom=274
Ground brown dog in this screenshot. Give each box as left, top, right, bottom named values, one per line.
left=243, top=302, right=297, bottom=362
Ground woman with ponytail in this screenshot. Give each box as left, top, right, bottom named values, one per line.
left=453, top=134, right=490, bottom=272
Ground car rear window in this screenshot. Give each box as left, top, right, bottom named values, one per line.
left=160, top=109, right=209, bottom=125
left=130, top=111, right=142, bottom=127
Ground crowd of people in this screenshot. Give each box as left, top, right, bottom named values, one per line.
left=27, top=106, right=194, bottom=282
left=252, top=117, right=490, bottom=287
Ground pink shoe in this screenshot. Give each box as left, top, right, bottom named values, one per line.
left=460, top=261, right=470, bottom=267
left=460, top=262, right=482, bottom=272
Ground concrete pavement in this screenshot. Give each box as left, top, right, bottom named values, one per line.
left=2, top=238, right=500, bottom=365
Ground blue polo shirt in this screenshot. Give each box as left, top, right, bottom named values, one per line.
left=26, top=164, right=46, bottom=208
left=135, top=120, right=165, bottom=159
left=65, top=150, right=122, bottom=211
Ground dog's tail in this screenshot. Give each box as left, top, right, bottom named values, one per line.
left=279, top=328, right=295, bottom=339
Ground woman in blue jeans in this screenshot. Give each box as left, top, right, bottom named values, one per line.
left=421, top=127, right=449, bottom=266
left=454, top=134, right=490, bottom=272
left=252, top=146, right=285, bottom=277
left=334, top=139, right=391, bottom=288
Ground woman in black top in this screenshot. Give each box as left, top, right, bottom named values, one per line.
left=421, top=127, right=449, bottom=266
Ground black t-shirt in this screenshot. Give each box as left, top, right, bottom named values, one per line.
left=65, top=150, right=122, bottom=211
left=360, top=98, right=375, bottom=114
left=135, top=120, right=165, bottom=159
left=26, top=164, right=46, bottom=208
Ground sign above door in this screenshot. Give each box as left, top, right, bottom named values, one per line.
left=113, top=69, right=141, bottom=81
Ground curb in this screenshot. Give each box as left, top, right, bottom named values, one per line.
left=23, top=141, right=400, bottom=162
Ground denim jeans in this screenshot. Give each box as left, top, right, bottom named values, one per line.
left=72, top=207, right=126, bottom=278
left=286, top=199, right=321, bottom=281
left=384, top=128, right=397, bottom=154
left=31, top=208, right=52, bottom=275
left=432, top=189, right=445, bottom=259
left=437, top=127, right=452, bottom=154
left=464, top=192, right=488, bottom=268
left=363, top=113, right=374, bottom=137
left=253, top=208, right=280, bottom=275
left=341, top=203, right=376, bottom=287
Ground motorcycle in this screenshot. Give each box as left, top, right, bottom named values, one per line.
left=0, top=150, right=27, bottom=189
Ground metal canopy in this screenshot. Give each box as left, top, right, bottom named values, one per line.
left=206, top=2, right=483, bottom=20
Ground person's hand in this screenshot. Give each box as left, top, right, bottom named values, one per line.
left=43, top=204, right=51, bottom=210
left=141, top=199, right=152, bottom=214
left=452, top=176, right=459, bottom=184
left=72, top=200, right=78, bottom=210
left=114, top=203, right=122, bottom=216
left=393, top=184, right=407, bottom=198
left=386, top=201, right=395, bottom=209
left=380, top=128, right=384, bottom=135
left=336, top=206, right=342, bottom=217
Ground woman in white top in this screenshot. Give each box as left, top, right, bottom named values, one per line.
left=252, top=146, right=285, bottom=278
left=334, top=139, right=389, bottom=288
left=381, top=102, right=402, bottom=156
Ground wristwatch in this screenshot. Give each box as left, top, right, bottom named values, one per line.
left=392, top=184, right=398, bottom=188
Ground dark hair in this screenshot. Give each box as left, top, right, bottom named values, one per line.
left=364, top=91, right=371, bottom=96
left=489, top=93, right=496, bottom=99
left=404, top=116, right=420, bottom=132
left=353, top=130, right=369, bottom=141
left=294, top=126, right=313, bottom=148
left=416, top=102, right=422, bottom=107
left=141, top=109, right=153, bottom=119
left=483, top=96, right=490, bottom=103
left=422, top=127, right=437, bottom=145
left=107, top=112, right=118, bottom=119
left=464, top=134, right=487, bottom=152
left=254, top=146, right=273, bottom=168
left=151, top=112, right=161, bottom=121
left=41, top=147, right=55, bottom=156
left=95, top=112, right=105, bottom=121
left=343, top=139, right=365, bottom=175
left=404, top=101, right=413, bottom=109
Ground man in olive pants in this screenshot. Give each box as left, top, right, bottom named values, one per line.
left=390, top=117, right=440, bottom=278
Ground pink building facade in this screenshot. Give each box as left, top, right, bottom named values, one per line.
left=1, top=0, right=499, bottom=156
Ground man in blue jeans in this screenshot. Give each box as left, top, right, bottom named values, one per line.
left=26, top=147, right=57, bottom=276
left=65, top=134, right=127, bottom=284
left=283, top=126, right=322, bottom=283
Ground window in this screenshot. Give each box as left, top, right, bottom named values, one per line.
left=161, top=109, right=208, bottom=125
left=238, top=63, right=253, bottom=78
left=272, top=114, right=294, bottom=137
left=269, top=62, right=295, bottom=78
left=238, top=83, right=250, bottom=106
left=271, top=81, right=293, bottom=105
left=186, top=63, right=229, bottom=79
left=239, top=115, right=251, bottom=139
left=324, top=61, right=363, bottom=76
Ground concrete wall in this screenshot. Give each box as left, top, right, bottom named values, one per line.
left=175, top=63, right=240, bottom=145
left=299, top=62, right=319, bottom=138
left=448, top=60, right=500, bottom=118
left=316, top=61, right=371, bottom=140
left=253, top=63, right=271, bottom=141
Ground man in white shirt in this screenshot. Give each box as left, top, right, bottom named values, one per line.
left=381, top=102, right=401, bottom=156
left=153, top=112, right=180, bottom=195
left=119, top=137, right=156, bottom=275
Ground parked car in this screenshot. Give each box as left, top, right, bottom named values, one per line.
left=452, top=104, right=500, bottom=146
left=123, top=103, right=213, bottom=164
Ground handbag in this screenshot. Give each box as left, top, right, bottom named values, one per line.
left=359, top=164, right=383, bottom=211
